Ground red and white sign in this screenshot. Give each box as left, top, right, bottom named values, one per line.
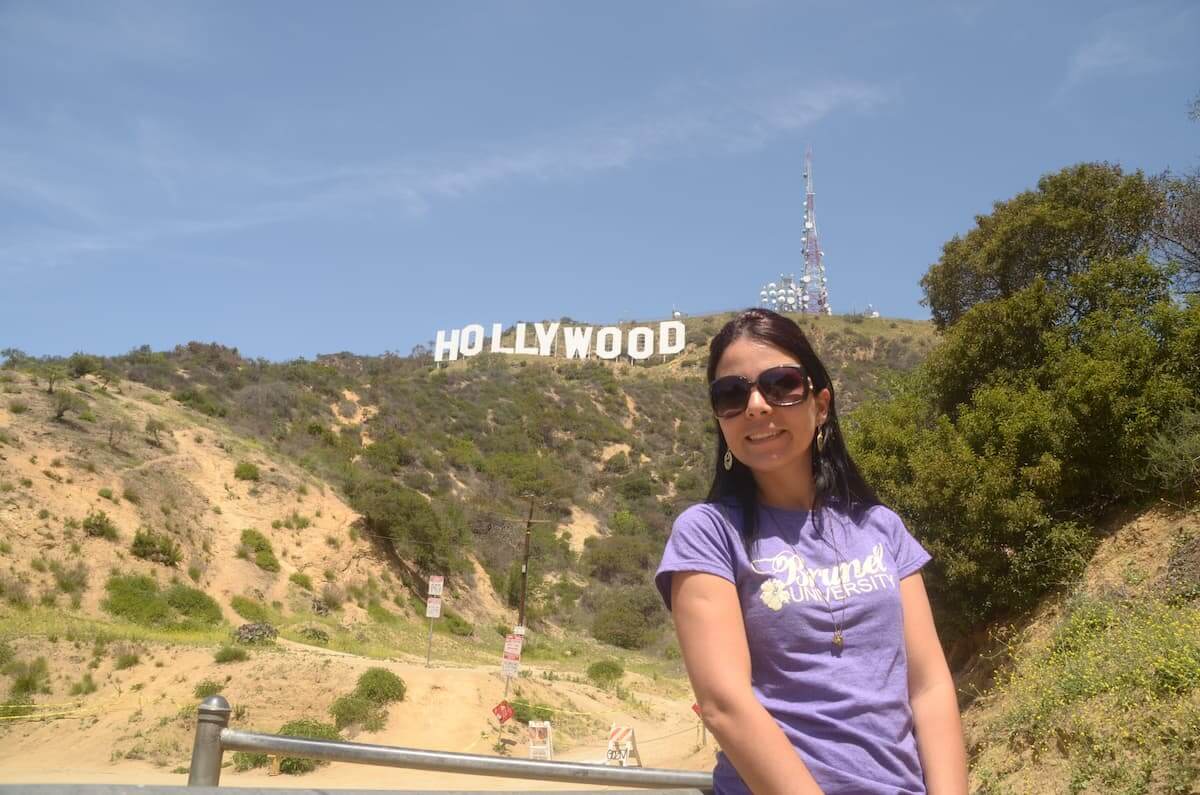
left=492, top=700, right=514, bottom=724
left=427, top=575, right=444, bottom=597
left=500, top=633, right=523, bottom=678
left=425, top=595, right=442, bottom=619
left=605, top=724, right=641, bottom=767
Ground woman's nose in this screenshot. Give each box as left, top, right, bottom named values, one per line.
left=745, top=386, right=773, bottom=416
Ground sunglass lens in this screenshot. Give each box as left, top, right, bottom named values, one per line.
left=710, top=377, right=750, bottom=418
left=759, top=367, right=808, bottom=404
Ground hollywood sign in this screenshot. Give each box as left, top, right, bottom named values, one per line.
left=435, top=321, right=686, bottom=363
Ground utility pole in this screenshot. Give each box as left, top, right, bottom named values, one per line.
left=517, top=495, right=535, bottom=630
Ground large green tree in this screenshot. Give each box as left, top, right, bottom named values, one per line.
left=920, top=163, right=1161, bottom=329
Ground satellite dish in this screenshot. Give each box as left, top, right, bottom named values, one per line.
left=801, top=275, right=811, bottom=283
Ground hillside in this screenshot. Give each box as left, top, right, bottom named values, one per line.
left=0, top=311, right=935, bottom=783
left=0, top=307, right=1197, bottom=790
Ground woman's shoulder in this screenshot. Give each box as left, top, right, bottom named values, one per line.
left=673, top=499, right=741, bottom=534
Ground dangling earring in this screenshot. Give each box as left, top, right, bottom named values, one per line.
left=723, top=450, right=734, bottom=471
left=816, top=424, right=830, bottom=454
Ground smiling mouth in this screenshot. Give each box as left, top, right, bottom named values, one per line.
left=746, top=429, right=786, bottom=443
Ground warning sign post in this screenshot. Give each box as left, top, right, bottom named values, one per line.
left=425, top=575, right=444, bottom=667
left=528, top=720, right=553, bottom=760
left=604, top=724, right=642, bottom=767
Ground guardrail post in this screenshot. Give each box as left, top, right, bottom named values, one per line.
left=187, top=694, right=231, bottom=787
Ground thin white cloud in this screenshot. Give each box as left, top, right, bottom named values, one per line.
left=1061, top=3, right=1195, bottom=90
left=0, top=79, right=894, bottom=272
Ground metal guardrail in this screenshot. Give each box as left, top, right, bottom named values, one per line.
left=186, top=695, right=714, bottom=793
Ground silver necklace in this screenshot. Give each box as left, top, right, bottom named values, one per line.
left=761, top=504, right=847, bottom=650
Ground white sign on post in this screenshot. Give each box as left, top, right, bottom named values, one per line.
left=428, top=575, right=444, bottom=597
left=528, top=720, right=553, bottom=760
left=501, top=633, right=523, bottom=678
left=425, top=595, right=442, bottom=619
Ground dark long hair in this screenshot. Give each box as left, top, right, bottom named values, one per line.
left=705, top=308, right=880, bottom=543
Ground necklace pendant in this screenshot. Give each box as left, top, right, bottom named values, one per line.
left=832, top=630, right=844, bottom=649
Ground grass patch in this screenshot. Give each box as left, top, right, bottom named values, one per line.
left=237, top=529, right=280, bottom=573
left=232, top=719, right=340, bottom=775
left=233, top=461, right=260, bottom=482
left=214, top=645, right=249, bottom=664
left=130, top=528, right=182, bottom=567
left=229, top=595, right=274, bottom=624
left=69, top=672, right=98, bottom=695
left=972, top=594, right=1200, bottom=793
left=289, top=572, right=313, bottom=591
left=82, top=511, right=118, bottom=541
left=193, top=679, right=223, bottom=699
left=114, top=651, right=140, bottom=670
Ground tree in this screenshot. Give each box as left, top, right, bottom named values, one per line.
left=108, top=418, right=134, bottom=448
left=39, top=364, right=67, bottom=394
left=921, top=163, right=1161, bottom=329
left=1151, top=169, right=1200, bottom=293
left=0, top=349, right=27, bottom=369
left=53, top=391, right=86, bottom=420
left=145, top=418, right=167, bottom=446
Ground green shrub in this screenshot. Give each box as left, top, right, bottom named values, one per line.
left=193, top=679, right=223, bottom=699
left=586, top=659, right=625, bottom=688
left=234, top=461, right=260, bottom=482
left=328, top=693, right=385, bottom=731
left=114, top=652, right=140, bottom=670
left=49, top=560, right=88, bottom=595
left=275, top=719, right=341, bottom=774
left=229, top=595, right=270, bottom=623
left=238, top=529, right=280, bottom=572
left=7, top=399, right=28, bottom=414
left=974, top=595, right=1200, bottom=792
left=441, top=610, right=474, bottom=637
left=7, top=657, right=51, bottom=698
left=164, top=583, right=222, bottom=627
left=130, top=528, right=182, bottom=567
left=69, top=673, right=97, bottom=695
left=289, top=572, right=313, bottom=591
left=231, top=751, right=269, bottom=771
left=355, top=668, right=406, bottom=704
left=511, top=700, right=553, bottom=724
left=102, top=574, right=172, bottom=627
left=591, top=585, right=665, bottom=650
left=82, top=510, right=118, bottom=541
left=214, top=645, right=249, bottom=664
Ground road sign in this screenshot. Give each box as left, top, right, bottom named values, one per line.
left=428, top=575, right=444, bottom=597
left=528, top=720, right=553, bottom=760
left=492, top=700, right=514, bottom=724
left=501, top=633, right=523, bottom=678
left=605, top=724, right=642, bottom=767
left=425, top=595, right=442, bottom=619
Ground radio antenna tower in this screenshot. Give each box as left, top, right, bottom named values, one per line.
left=801, top=146, right=831, bottom=315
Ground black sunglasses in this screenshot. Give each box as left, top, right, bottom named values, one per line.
left=709, top=365, right=811, bottom=419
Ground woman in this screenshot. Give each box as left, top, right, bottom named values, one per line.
left=655, top=309, right=967, bottom=795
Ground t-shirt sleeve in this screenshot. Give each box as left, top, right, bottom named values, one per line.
left=655, top=504, right=739, bottom=611
left=876, top=506, right=932, bottom=579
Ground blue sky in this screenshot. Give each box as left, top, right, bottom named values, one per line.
left=2, top=0, right=1197, bottom=360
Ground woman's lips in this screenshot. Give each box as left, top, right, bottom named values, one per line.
left=745, top=429, right=786, bottom=445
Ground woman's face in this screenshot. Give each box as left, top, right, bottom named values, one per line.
left=713, top=337, right=830, bottom=476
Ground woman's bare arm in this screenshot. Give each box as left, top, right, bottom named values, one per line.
left=671, top=571, right=824, bottom=795
left=900, top=573, right=967, bottom=795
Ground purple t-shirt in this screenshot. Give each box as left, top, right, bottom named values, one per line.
left=655, top=500, right=931, bottom=795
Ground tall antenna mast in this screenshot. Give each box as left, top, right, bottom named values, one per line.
left=801, top=146, right=831, bottom=315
